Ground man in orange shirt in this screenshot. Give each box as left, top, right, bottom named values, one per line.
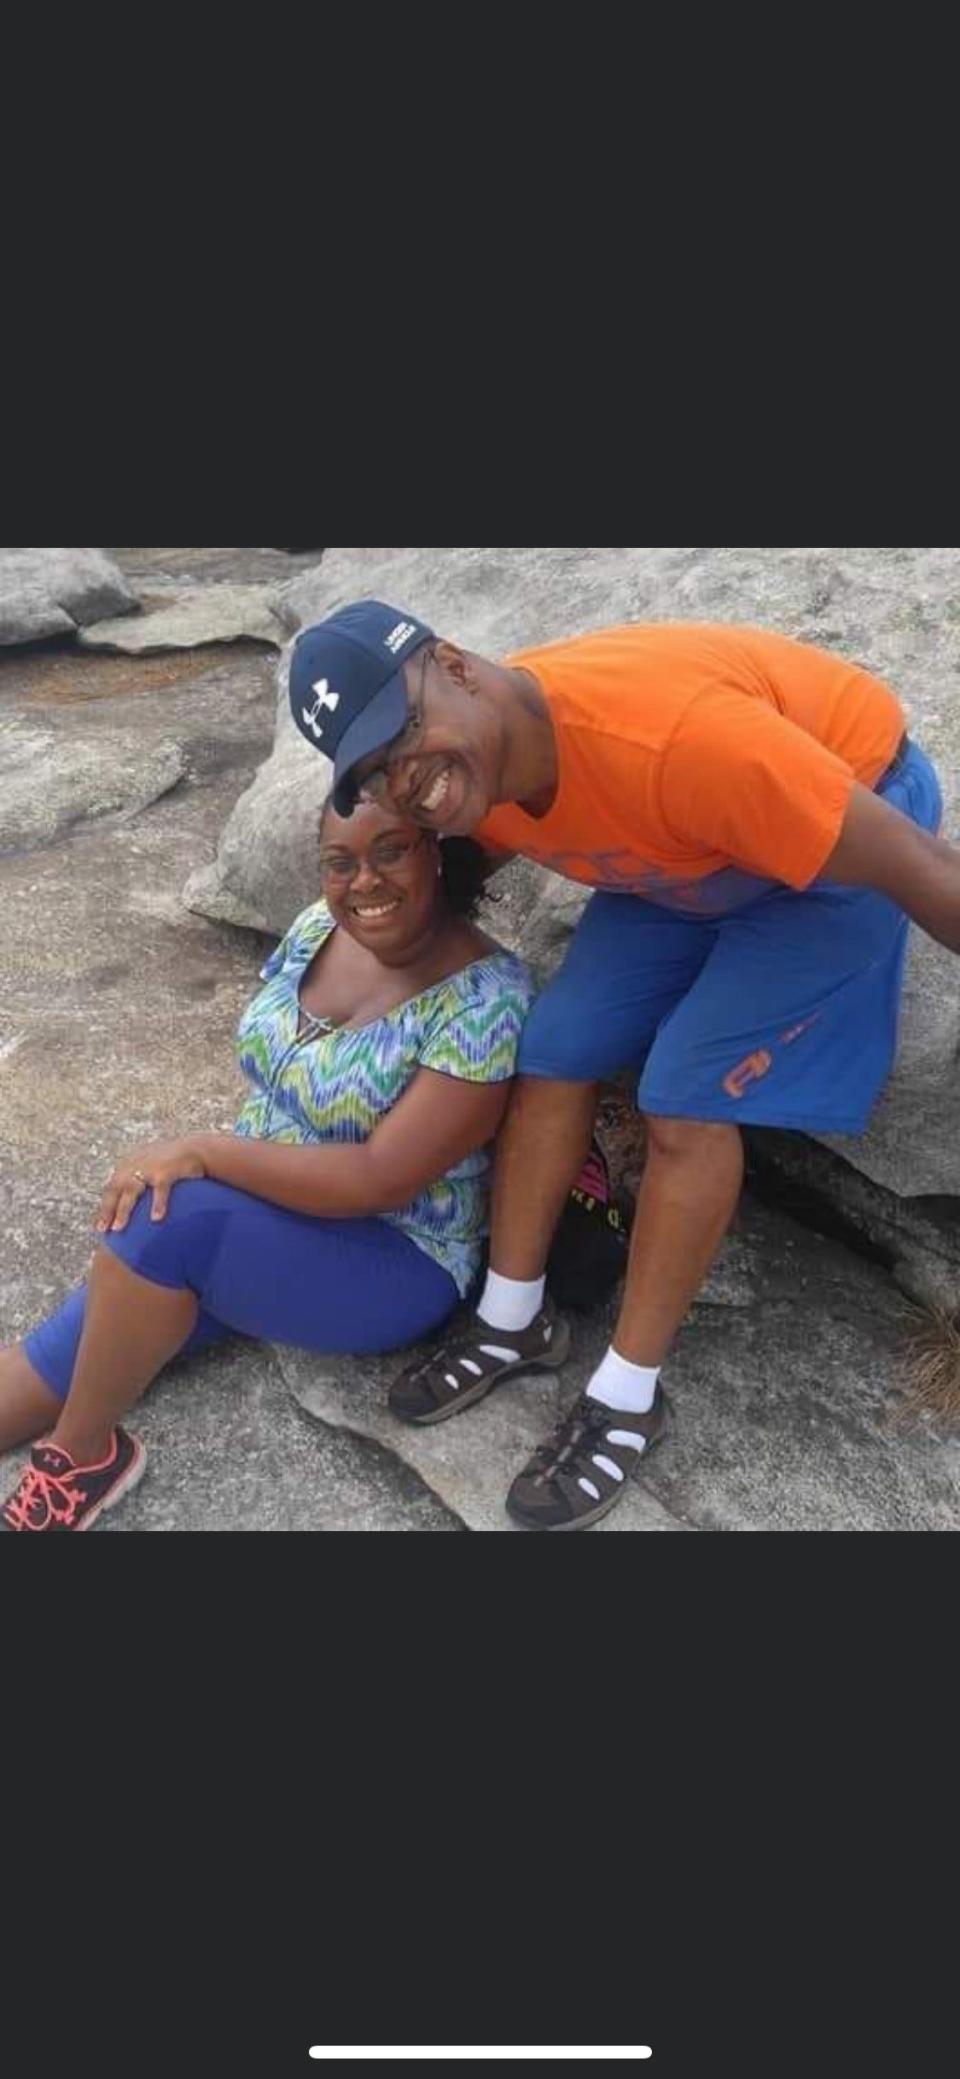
left=290, top=602, right=946, bottom=1530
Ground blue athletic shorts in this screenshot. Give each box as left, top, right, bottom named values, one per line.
left=516, top=738, right=942, bottom=1134
left=22, top=1181, right=459, bottom=1402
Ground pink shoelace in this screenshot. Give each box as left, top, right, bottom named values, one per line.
left=2, top=1461, right=87, bottom=1532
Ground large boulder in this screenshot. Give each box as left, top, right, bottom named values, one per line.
left=182, top=670, right=330, bottom=932
left=0, top=548, right=139, bottom=647
left=0, top=718, right=187, bottom=855
left=185, top=547, right=960, bottom=1208
left=79, top=582, right=287, bottom=654
left=745, top=1126, right=960, bottom=1315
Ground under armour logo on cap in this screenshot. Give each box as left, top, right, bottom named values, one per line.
left=301, top=678, right=342, bottom=741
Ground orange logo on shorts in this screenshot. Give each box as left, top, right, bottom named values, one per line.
left=723, top=1049, right=773, bottom=1098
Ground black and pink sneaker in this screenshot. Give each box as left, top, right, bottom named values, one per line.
left=0, top=1428, right=146, bottom=1533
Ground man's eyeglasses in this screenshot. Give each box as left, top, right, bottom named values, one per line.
left=351, top=645, right=433, bottom=802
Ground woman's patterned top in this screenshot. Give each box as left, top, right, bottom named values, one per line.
left=234, top=901, right=536, bottom=1296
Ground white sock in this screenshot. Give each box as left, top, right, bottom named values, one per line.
left=576, top=1348, right=662, bottom=1499
left=477, top=1269, right=546, bottom=1334
left=587, top=1347, right=660, bottom=1418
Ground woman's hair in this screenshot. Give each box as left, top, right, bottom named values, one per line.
left=317, top=798, right=491, bottom=920
left=438, top=835, right=492, bottom=919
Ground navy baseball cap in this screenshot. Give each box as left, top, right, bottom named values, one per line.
left=289, top=599, right=435, bottom=815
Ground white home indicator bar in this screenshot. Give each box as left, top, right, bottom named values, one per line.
left=309, top=2052, right=653, bottom=2063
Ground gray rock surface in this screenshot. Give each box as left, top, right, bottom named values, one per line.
left=191, top=547, right=960, bottom=1200
left=183, top=671, right=329, bottom=931
left=0, top=716, right=187, bottom=854
left=651, top=1198, right=960, bottom=1533
left=287, top=1195, right=960, bottom=1532
left=0, top=548, right=139, bottom=647
left=80, top=583, right=288, bottom=655
left=109, top=548, right=324, bottom=588
left=283, top=1340, right=688, bottom=1533
left=747, top=1127, right=960, bottom=1315
left=98, top=1340, right=462, bottom=1532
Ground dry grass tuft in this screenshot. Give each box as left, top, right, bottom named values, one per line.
left=890, top=1301, right=960, bottom=1428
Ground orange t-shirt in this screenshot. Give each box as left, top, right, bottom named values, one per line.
left=475, top=623, right=905, bottom=912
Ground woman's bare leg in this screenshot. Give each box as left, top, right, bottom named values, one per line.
left=0, top=1347, right=63, bottom=1456
left=47, top=1246, right=199, bottom=1466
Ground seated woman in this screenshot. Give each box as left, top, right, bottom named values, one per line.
left=0, top=798, right=536, bottom=1532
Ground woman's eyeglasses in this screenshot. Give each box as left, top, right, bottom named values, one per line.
left=319, top=832, right=430, bottom=886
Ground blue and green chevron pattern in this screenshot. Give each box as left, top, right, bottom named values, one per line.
left=234, top=902, right=536, bottom=1296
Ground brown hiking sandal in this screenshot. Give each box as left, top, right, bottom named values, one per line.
left=389, top=1296, right=571, bottom=1426
left=505, top=1386, right=669, bottom=1531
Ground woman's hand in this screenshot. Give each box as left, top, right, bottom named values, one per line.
left=95, top=1139, right=207, bottom=1234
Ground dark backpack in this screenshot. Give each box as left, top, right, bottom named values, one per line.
left=546, top=1139, right=631, bottom=1311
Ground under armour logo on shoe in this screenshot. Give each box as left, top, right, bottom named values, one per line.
left=301, top=679, right=341, bottom=740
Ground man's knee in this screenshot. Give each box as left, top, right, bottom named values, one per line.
left=517, top=1022, right=606, bottom=1081
left=517, top=985, right=627, bottom=1081
left=642, top=1113, right=742, bottom=1160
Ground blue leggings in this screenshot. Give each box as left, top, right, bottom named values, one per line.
left=21, top=1179, right=460, bottom=1402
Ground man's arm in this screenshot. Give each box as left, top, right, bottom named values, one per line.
left=821, top=784, right=960, bottom=952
